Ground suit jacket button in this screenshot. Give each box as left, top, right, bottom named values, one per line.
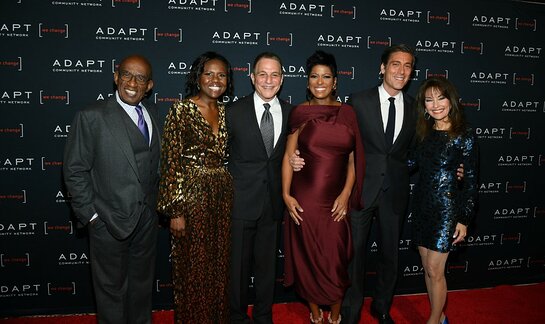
left=138, top=201, right=142, bottom=205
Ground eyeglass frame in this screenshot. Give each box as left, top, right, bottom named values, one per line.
left=117, top=69, right=150, bottom=85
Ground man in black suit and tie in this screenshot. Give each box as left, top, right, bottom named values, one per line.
left=63, top=55, right=160, bottom=324
left=291, top=44, right=416, bottom=324
left=227, top=52, right=292, bottom=324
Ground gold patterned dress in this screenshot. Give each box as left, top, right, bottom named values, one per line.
left=158, top=99, right=233, bottom=323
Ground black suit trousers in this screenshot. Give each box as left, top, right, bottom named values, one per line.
left=88, top=206, right=158, bottom=324
left=229, top=203, right=278, bottom=324
left=342, top=188, right=405, bottom=324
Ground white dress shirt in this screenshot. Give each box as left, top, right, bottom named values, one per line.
left=378, top=84, right=404, bottom=144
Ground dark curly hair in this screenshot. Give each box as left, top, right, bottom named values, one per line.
left=305, top=50, right=337, bottom=100
left=185, top=51, right=234, bottom=97
left=415, top=76, right=467, bottom=141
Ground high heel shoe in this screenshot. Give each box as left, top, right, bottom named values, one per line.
left=328, top=313, right=342, bottom=324
left=439, top=315, right=449, bottom=324
left=310, top=309, right=324, bottom=323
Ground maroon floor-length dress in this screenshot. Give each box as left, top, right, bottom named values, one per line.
left=284, top=103, right=364, bottom=305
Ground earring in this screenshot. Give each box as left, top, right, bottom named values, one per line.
left=424, top=111, right=431, bottom=120
left=197, top=84, right=201, bottom=90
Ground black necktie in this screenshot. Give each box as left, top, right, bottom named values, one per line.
left=385, top=97, right=396, bottom=149
left=135, top=104, right=150, bottom=145
left=260, top=103, right=274, bottom=157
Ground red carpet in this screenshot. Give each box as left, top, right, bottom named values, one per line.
left=2, top=283, right=544, bottom=323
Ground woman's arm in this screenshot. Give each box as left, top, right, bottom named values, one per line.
left=332, top=151, right=356, bottom=222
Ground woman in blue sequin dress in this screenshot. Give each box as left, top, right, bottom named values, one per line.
left=408, top=77, right=478, bottom=324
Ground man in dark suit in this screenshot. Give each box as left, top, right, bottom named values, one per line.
left=63, top=55, right=160, bottom=324
left=340, top=44, right=417, bottom=324
left=227, top=52, right=292, bottom=324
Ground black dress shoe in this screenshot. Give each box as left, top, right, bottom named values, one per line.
left=370, top=307, right=394, bottom=324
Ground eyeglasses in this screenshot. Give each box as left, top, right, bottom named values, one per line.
left=118, top=70, right=149, bottom=84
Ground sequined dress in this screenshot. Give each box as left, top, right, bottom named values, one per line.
left=409, top=128, right=478, bottom=253
left=158, top=99, right=233, bottom=323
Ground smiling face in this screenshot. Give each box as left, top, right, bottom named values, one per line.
left=307, top=64, right=336, bottom=101
left=424, top=87, right=451, bottom=125
left=198, top=59, right=228, bottom=100
left=380, top=51, right=413, bottom=96
left=250, top=57, right=283, bottom=101
left=114, top=56, right=153, bottom=106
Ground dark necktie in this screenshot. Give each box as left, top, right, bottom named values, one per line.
left=135, top=104, right=150, bottom=145
left=385, top=97, right=396, bottom=149
left=260, top=102, right=274, bottom=157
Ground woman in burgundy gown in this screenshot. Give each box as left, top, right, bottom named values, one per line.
left=282, top=51, right=365, bottom=324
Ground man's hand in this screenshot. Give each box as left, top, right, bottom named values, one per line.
left=170, top=216, right=186, bottom=238
left=289, top=149, right=305, bottom=172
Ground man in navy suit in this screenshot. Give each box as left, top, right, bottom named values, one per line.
left=227, top=52, right=292, bottom=324
left=64, top=55, right=160, bottom=324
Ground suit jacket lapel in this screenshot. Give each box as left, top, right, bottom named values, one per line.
left=370, top=88, right=388, bottom=150
left=103, top=97, right=140, bottom=180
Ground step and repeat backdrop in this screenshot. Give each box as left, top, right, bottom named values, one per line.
left=1, top=0, right=544, bottom=317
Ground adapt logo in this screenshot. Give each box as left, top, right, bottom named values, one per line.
left=52, top=58, right=106, bottom=73
left=0, top=284, right=40, bottom=297
left=278, top=2, right=327, bottom=17
left=58, top=252, right=89, bottom=266
left=505, top=45, right=541, bottom=59
left=167, top=61, right=191, bottom=75
left=470, top=71, right=509, bottom=85
left=494, top=207, right=531, bottom=220
left=53, top=124, right=71, bottom=138
left=488, top=257, right=524, bottom=270
left=497, top=155, right=535, bottom=167
left=1, top=157, right=35, bottom=171
left=95, top=26, right=148, bottom=41
left=281, top=64, right=306, bottom=79
left=402, top=264, right=424, bottom=277
left=0, top=23, right=32, bottom=37
left=0, top=90, right=33, bottom=105
left=167, top=0, right=219, bottom=11
left=0, top=222, right=37, bottom=236
left=51, top=0, right=103, bottom=6
left=415, top=40, right=457, bottom=54
left=211, top=30, right=261, bottom=45
left=317, top=34, right=363, bottom=49
left=459, top=234, right=498, bottom=247
left=501, top=100, right=542, bottom=113
left=472, top=15, right=512, bottom=29
left=379, top=8, right=424, bottom=23
left=475, top=127, right=506, bottom=139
